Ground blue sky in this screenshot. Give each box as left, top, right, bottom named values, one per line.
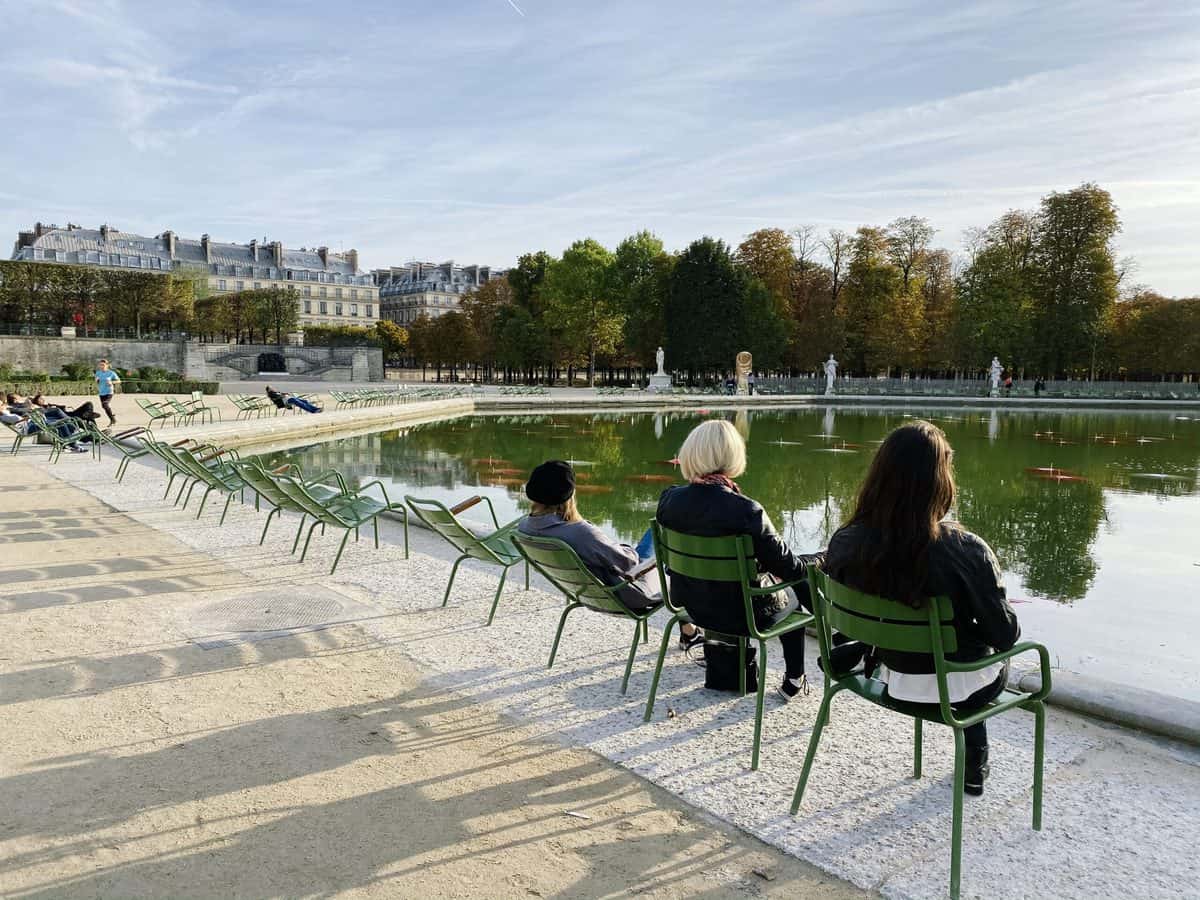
left=2, top=0, right=1197, bottom=294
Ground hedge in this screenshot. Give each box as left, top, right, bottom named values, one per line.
left=2, top=380, right=219, bottom=397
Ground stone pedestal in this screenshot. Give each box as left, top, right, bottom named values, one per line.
left=60, top=326, right=76, bottom=338
left=646, top=374, right=673, bottom=393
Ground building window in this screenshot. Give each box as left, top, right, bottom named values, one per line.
left=335, top=288, right=343, bottom=299
left=351, top=304, right=358, bottom=317
left=335, top=303, right=343, bottom=316
left=236, top=280, right=245, bottom=291
left=254, top=282, right=261, bottom=290
left=319, top=301, right=328, bottom=314
left=351, top=289, right=358, bottom=300
left=304, top=300, right=311, bottom=314
left=319, top=287, right=327, bottom=298
left=218, top=279, right=227, bottom=291
left=365, top=305, right=373, bottom=317
left=303, top=286, right=311, bottom=297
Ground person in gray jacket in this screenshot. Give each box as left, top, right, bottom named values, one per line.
left=519, top=460, right=702, bottom=646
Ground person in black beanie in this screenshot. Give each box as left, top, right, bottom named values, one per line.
left=518, top=460, right=702, bottom=646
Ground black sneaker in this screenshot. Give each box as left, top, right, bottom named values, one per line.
left=678, top=628, right=704, bottom=652
left=777, top=674, right=810, bottom=703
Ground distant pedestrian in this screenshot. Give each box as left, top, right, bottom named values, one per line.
left=1003, top=374, right=1013, bottom=397
left=94, top=359, right=120, bottom=426
left=1034, top=377, right=1046, bottom=398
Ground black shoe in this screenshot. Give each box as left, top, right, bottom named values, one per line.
left=964, top=745, right=989, bottom=796
left=777, top=674, right=810, bottom=703
left=678, top=628, right=704, bottom=652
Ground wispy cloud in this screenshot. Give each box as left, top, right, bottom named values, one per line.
left=1, top=0, right=1198, bottom=294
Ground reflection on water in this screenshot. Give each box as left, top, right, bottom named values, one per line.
left=266, top=407, right=1200, bottom=607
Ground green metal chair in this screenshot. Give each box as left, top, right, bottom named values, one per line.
left=405, top=495, right=528, bottom=625
left=167, top=445, right=247, bottom=522
left=234, top=459, right=350, bottom=549
left=87, top=423, right=152, bottom=481
left=512, top=532, right=662, bottom=694
left=276, top=474, right=409, bottom=574
left=26, top=409, right=97, bottom=463
left=643, top=521, right=813, bottom=770
left=3, top=417, right=29, bottom=454
left=136, top=398, right=175, bottom=428
left=188, top=390, right=221, bottom=423
left=791, top=566, right=1052, bottom=900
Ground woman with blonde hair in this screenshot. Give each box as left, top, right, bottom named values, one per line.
left=519, top=459, right=702, bottom=644
left=656, top=419, right=822, bottom=701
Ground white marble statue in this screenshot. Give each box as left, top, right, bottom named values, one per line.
left=989, top=356, right=1003, bottom=395
left=824, top=354, right=838, bottom=395
left=655, top=346, right=666, bottom=377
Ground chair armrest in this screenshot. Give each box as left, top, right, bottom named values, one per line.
left=944, top=641, right=1052, bottom=702
left=450, top=495, right=483, bottom=515
left=114, top=427, right=146, bottom=439
left=478, top=495, right=502, bottom=529
left=355, top=479, right=393, bottom=506
left=748, top=576, right=807, bottom=597
left=628, top=559, right=658, bottom=581
left=171, top=438, right=195, bottom=447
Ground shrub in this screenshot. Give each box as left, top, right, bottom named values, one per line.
left=61, top=361, right=94, bottom=381
left=134, top=366, right=180, bottom=381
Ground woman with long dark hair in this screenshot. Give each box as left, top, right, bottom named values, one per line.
left=822, top=420, right=1020, bottom=796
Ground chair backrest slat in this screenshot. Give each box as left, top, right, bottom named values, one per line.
left=655, top=526, right=753, bottom=583
left=814, top=570, right=957, bottom=655
left=405, top=496, right=490, bottom=555
left=512, top=533, right=628, bottom=615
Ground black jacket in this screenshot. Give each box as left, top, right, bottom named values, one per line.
left=656, top=483, right=822, bottom=634
left=822, top=522, right=1020, bottom=673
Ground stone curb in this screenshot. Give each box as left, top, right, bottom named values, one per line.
left=1015, top=670, right=1200, bottom=746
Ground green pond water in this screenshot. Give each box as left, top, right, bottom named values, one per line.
left=267, top=406, right=1200, bottom=700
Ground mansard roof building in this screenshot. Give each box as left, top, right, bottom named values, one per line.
left=374, top=260, right=506, bottom=326
left=12, top=222, right=378, bottom=326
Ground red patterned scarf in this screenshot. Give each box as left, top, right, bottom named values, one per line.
left=692, top=472, right=742, bottom=494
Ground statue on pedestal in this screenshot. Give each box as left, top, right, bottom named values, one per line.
left=824, top=354, right=838, bottom=395
left=735, top=351, right=752, bottom=395
left=646, top=346, right=672, bottom=393
left=989, top=356, right=1003, bottom=396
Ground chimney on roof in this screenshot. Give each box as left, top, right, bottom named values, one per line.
left=271, top=240, right=283, bottom=267
left=249, top=238, right=258, bottom=261
left=99, top=224, right=110, bottom=242
left=163, top=230, right=177, bottom=259
left=201, top=233, right=211, bottom=263
left=317, top=246, right=328, bottom=267
left=345, top=248, right=359, bottom=272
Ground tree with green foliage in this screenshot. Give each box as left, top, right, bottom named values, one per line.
left=375, top=319, right=409, bottom=363
left=665, top=238, right=747, bottom=376
left=1031, top=183, right=1121, bottom=377
left=252, top=286, right=299, bottom=344
left=612, top=231, right=671, bottom=371
left=542, top=238, right=621, bottom=386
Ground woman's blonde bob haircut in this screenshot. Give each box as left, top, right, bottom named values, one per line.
left=678, top=419, right=747, bottom=481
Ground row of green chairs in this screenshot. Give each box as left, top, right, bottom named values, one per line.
left=135, top=394, right=220, bottom=429
left=499, top=386, right=550, bottom=396
left=24, top=409, right=99, bottom=463
left=506, top=521, right=1050, bottom=900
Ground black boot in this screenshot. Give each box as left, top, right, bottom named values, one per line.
left=964, top=745, right=989, bottom=796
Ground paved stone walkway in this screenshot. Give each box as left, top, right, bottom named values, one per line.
left=7, top=446, right=1198, bottom=899
left=0, top=458, right=863, bottom=899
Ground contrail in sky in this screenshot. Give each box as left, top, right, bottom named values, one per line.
left=505, top=0, right=526, bottom=16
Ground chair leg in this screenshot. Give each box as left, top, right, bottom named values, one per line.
left=115, top=457, right=128, bottom=482
left=401, top=510, right=409, bottom=558
left=643, top=612, right=683, bottom=721
left=260, top=508, right=279, bottom=545
left=641, top=618, right=649, bottom=643
left=219, top=491, right=235, bottom=525
left=548, top=602, right=580, bottom=669
left=524, top=559, right=530, bottom=590
left=330, top=528, right=352, bottom=574
left=950, top=727, right=966, bottom=900
left=913, top=719, right=923, bottom=779
left=196, top=486, right=214, bottom=518
left=751, top=639, right=768, bottom=770
left=300, top=520, right=322, bottom=561
left=291, top=515, right=308, bottom=553
left=790, top=686, right=836, bottom=814
left=485, top=565, right=509, bottom=625
left=621, top=619, right=642, bottom=695
left=373, top=516, right=379, bottom=548
left=1032, top=700, right=1046, bottom=831
left=443, top=555, right=467, bottom=607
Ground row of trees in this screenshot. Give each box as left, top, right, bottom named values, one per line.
left=404, top=183, right=1198, bottom=382
left=0, top=260, right=196, bottom=337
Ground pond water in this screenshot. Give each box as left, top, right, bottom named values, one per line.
left=266, top=406, right=1200, bottom=700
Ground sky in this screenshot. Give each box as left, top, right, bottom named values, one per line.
left=1, top=0, right=1198, bottom=295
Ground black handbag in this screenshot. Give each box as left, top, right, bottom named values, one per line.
left=702, top=640, right=758, bottom=693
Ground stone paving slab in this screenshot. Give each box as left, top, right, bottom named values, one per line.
left=25, top=448, right=1200, bottom=899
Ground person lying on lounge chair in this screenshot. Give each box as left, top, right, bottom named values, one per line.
left=266, top=387, right=322, bottom=414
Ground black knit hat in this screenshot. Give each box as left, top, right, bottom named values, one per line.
left=525, top=460, right=576, bottom=505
